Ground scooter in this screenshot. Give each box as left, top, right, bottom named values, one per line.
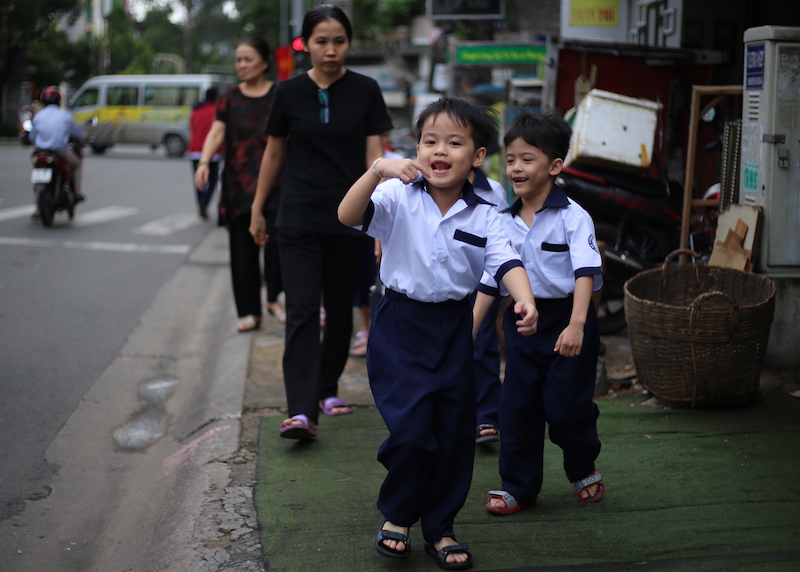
left=556, top=162, right=715, bottom=334
left=31, top=146, right=80, bottom=227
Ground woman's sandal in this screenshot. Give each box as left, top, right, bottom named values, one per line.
left=375, top=522, right=410, bottom=560
left=266, top=302, right=286, bottom=323
left=424, top=536, right=473, bottom=570
left=237, top=315, right=261, bottom=333
left=278, top=414, right=317, bottom=440
left=349, top=331, right=368, bottom=357
left=475, top=424, right=500, bottom=444
left=574, top=470, right=604, bottom=503
left=485, top=490, right=536, bottom=515
left=319, top=396, right=352, bottom=416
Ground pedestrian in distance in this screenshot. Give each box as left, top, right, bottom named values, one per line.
left=249, top=4, right=392, bottom=439
left=188, top=87, right=223, bottom=220
left=194, top=36, right=286, bottom=333
left=338, top=96, right=539, bottom=570
left=474, top=110, right=605, bottom=516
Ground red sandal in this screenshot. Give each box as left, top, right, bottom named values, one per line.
left=574, top=470, right=604, bottom=503
left=485, top=490, right=535, bottom=515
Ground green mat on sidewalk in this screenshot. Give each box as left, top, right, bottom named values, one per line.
left=255, top=394, right=800, bottom=571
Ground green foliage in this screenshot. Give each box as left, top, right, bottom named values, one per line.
left=139, top=7, right=184, bottom=57
left=351, top=0, right=426, bottom=41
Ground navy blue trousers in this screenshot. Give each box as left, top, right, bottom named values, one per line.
left=471, top=292, right=502, bottom=428
left=498, top=296, right=601, bottom=503
left=367, top=290, right=476, bottom=543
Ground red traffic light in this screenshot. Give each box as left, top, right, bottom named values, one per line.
left=291, top=37, right=304, bottom=51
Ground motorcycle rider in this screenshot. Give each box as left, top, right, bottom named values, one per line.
left=29, top=86, right=86, bottom=216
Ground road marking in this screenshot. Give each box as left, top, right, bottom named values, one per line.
left=72, top=206, right=140, bottom=227
left=0, top=236, right=191, bottom=254
left=0, top=205, right=35, bottom=221
left=134, top=213, right=203, bottom=236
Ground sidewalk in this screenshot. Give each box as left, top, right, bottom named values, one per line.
left=245, top=316, right=800, bottom=571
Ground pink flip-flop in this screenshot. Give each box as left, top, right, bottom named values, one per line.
left=319, top=396, right=353, bottom=416
left=279, top=414, right=317, bottom=440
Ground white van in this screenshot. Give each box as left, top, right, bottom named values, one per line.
left=67, top=74, right=235, bottom=156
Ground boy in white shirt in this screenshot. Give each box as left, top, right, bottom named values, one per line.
left=339, top=97, right=538, bottom=570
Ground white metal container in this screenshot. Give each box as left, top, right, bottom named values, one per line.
left=565, top=89, right=662, bottom=171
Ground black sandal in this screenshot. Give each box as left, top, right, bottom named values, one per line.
left=375, top=523, right=410, bottom=559
left=424, top=536, right=473, bottom=570
left=475, top=424, right=500, bottom=444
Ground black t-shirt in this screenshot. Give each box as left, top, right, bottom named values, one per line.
left=265, top=70, right=393, bottom=234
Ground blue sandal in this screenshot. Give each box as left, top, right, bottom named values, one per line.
left=375, top=523, right=410, bottom=559
left=424, top=536, right=473, bottom=570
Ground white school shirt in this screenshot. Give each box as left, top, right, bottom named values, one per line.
left=362, top=178, right=523, bottom=303
left=479, top=185, right=603, bottom=299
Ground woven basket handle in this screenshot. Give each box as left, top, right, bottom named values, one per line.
left=689, top=290, right=738, bottom=331
left=661, top=249, right=703, bottom=286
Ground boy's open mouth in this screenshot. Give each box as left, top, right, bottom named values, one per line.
left=512, top=176, right=529, bottom=183
left=431, top=160, right=451, bottom=174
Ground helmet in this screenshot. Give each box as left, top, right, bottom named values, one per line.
left=41, top=86, right=61, bottom=106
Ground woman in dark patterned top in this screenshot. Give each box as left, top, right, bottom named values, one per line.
left=195, top=37, right=285, bottom=332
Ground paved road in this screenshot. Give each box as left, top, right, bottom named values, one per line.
left=0, top=143, right=252, bottom=570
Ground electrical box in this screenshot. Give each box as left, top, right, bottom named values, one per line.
left=740, top=26, right=800, bottom=271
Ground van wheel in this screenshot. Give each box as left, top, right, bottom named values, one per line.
left=164, top=134, right=187, bottom=157
left=91, top=145, right=108, bottom=154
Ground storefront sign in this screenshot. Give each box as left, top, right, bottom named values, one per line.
left=455, top=44, right=547, bottom=65
left=428, top=0, right=504, bottom=20
left=569, top=0, right=619, bottom=27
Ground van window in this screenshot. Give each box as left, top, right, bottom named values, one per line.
left=71, top=87, right=99, bottom=108
left=143, top=86, right=200, bottom=106
left=108, top=85, right=139, bottom=106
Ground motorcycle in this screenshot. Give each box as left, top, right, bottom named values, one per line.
left=556, top=162, right=715, bottom=334
left=31, top=145, right=81, bottom=227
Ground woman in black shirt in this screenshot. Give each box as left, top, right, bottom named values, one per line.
left=249, top=5, right=392, bottom=439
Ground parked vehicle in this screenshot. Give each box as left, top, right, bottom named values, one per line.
left=557, top=163, right=715, bottom=334
left=67, top=74, right=234, bottom=156
left=31, top=145, right=81, bottom=227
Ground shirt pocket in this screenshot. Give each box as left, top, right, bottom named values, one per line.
left=451, top=229, right=487, bottom=274
left=540, top=242, right=574, bottom=281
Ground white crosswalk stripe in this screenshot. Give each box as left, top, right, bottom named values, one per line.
left=134, top=213, right=203, bottom=236
left=0, top=205, right=35, bottom=221
left=72, top=206, right=140, bottom=227
left=0, top=236, right=191, bottom=254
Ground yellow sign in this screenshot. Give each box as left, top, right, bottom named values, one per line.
left=570, top=0, right=619, bottom=27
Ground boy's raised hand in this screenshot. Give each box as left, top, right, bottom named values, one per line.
left=513, top=300, right=538, bottom=335
left=378, top=158, right=430, bottom=183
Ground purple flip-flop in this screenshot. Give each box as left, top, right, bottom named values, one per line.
left=279, top=414, right=317, bottom=440
left=319, top=396, right=353, bottom=416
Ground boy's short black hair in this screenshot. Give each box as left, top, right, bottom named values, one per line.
left=415, top=96, right=499, bottom=150
left=503, top=110, right=572, bottom=162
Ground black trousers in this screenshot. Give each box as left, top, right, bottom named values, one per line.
left=276, top=228, right=365, bottom=424
left=228, top=216, right=269, bottom=318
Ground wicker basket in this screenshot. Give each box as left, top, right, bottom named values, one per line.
left=624, top=249, right=776, bottom=408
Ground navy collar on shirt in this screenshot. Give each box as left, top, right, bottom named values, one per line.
left=505, top=183, right=569, bottom=217
left=420, top=178, right=491, bottom=207
left=471, top=167, right=491, bottom=192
